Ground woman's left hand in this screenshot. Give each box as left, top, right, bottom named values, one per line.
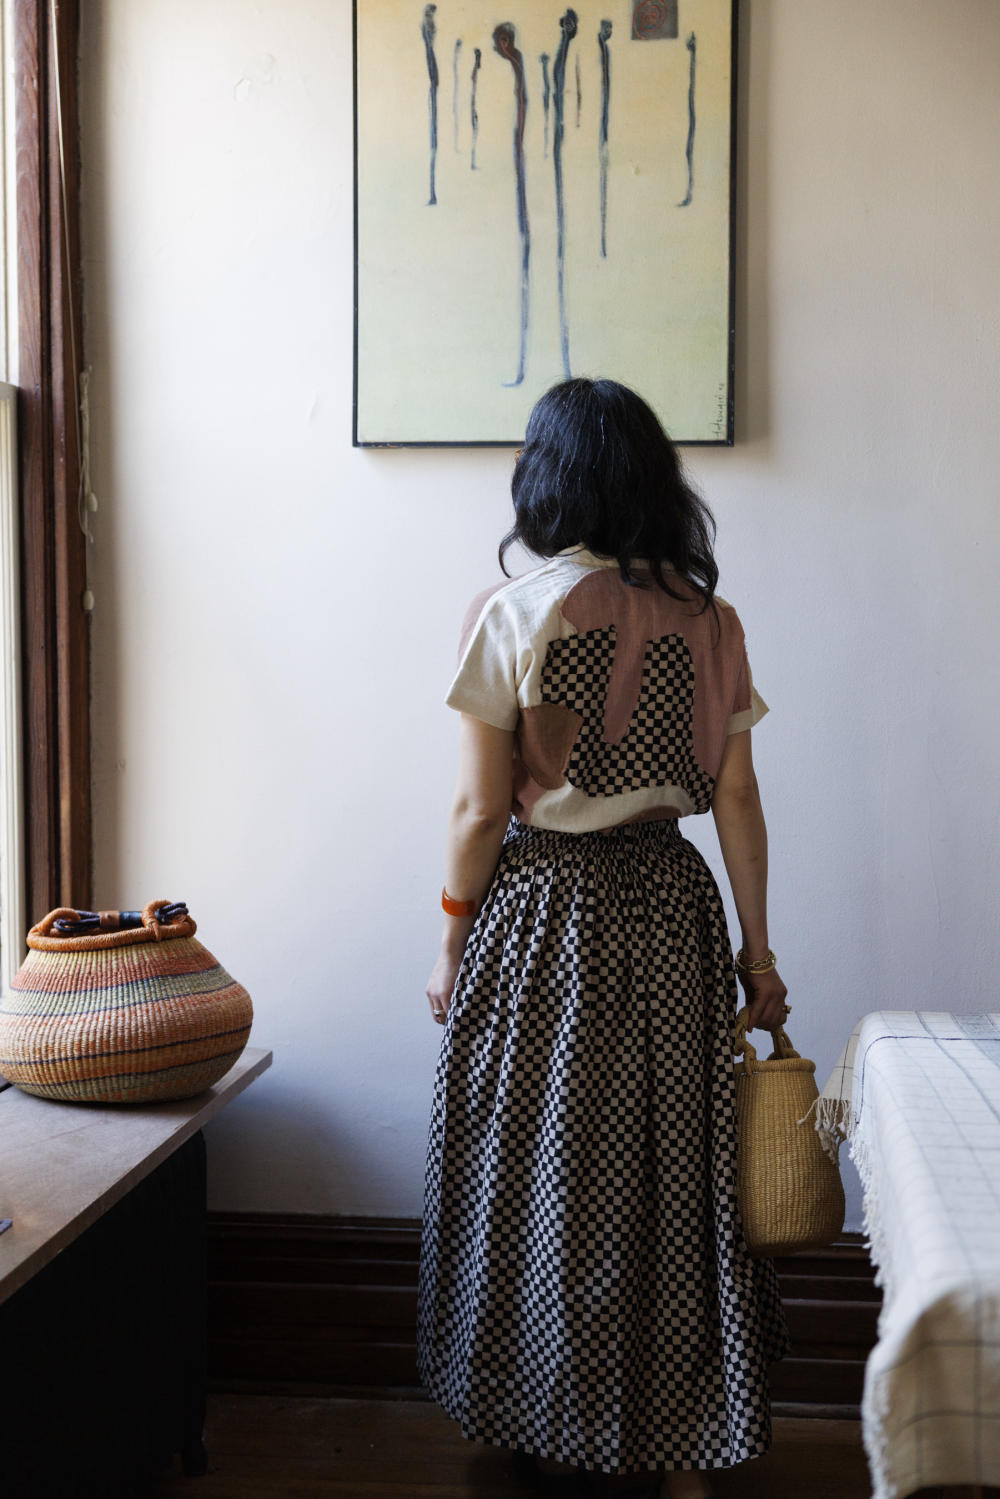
left=426, top=953, right=462, bottom=1025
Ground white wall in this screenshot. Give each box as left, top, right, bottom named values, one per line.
left=80, top=0, right=1000, bottom=1230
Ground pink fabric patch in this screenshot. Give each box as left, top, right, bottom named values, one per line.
left=560, top=570, right=747, bottom=779
left=456, top=579, right=512, bottom=663
left=517, top=701, right=583, bottom=788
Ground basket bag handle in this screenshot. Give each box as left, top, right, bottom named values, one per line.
left=733, top=1004, right=800, bottom=1072
left=35, top=901, right=190, bottom=939
left=28, top=900, right=195, bottom=949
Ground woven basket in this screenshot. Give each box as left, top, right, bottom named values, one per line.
left=0, top=900, right=253, bottom=1104
left=733, top=1004, right=845, bottom=1258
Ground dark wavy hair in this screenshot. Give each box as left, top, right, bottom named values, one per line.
left=499, top=378, right=719, bottom=613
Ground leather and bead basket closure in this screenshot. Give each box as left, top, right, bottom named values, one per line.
left=0, top=900, right=253, bottom=1104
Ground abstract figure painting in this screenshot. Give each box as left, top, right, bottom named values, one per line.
left=354, top=1, right=737, bottom=445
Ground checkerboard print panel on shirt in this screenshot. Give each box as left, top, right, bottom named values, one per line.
left=539, top=629, right=716, bottom=810
left=417, top=819, right=791, bottom=1477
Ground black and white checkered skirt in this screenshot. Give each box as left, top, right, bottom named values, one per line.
left=417, top=816, right=791, bottom=1477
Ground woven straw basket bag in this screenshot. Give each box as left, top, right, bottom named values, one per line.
left=733, top=1004, right=845, bottom=1257
left=0, top=900, right=253, bottom=1104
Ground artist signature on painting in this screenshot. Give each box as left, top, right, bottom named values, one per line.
left=713, top=381, right=726, bottom=439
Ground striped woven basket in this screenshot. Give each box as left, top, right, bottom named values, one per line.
left=0, top=900, right=253, bottom=1104
left=733, top=1004, right=845, bottom=1258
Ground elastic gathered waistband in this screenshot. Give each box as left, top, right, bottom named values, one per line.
left=504, top=815, right=682, bottom=852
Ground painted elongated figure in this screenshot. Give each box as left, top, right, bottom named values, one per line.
left=421, top=5, right=440, bottom=205
left=452, top=39, right=462, bottom=152
left=470, top=47, right=482, bottom=169
left=493, top=24, right=530, bottom=387
left=678, top=31, right=696, bottom=207
left=552, top=10, right=579, bottom=379
left=598, top=21, right=612, bottom=257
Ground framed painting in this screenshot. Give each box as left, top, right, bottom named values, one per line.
left=353, top=1, right=738, bottom=446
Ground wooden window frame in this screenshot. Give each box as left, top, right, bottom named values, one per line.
left=14, top=0, right=90, bottom=920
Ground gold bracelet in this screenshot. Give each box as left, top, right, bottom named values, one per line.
left=734, top=948, right=777, bottom=975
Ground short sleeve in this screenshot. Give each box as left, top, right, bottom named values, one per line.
left=444, top=590, right=520, bottom=732
left=726, top=651, right=769, bottom=735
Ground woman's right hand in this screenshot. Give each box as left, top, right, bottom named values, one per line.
left=426, top=950, right=463, bottom=1025
left=738, top=966, right=788, bottom=1032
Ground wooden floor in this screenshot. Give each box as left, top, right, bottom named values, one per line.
left=146, top=1395, right=875, bottom=1498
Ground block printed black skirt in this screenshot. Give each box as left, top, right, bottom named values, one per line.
left=417, top=817, right=791, bottom=1476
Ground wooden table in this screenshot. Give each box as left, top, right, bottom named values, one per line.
left=0, top=1047, right=272, bottom=1496
left=0, top=1046, right=271, bottom=1302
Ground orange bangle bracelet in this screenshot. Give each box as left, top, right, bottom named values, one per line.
left=442, top=887, right=477, bottom=917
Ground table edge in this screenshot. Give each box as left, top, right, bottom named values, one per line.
left=0, top=1047, right=272, bottom=1305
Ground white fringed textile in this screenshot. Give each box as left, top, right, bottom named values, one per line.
left=810, top=1011, right=1000, bottom=1499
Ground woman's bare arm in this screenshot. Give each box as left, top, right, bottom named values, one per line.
left=711, top=729, right=788, bottom=1030
left=425, top=714, right=515, bottom=1024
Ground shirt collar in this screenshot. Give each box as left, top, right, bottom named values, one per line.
left=556, top=545, right=671, bottom=571
left=556, top=545, right=622, bottom=568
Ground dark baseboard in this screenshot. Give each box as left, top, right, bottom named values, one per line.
left=207, top=1214, right=879, bottom=1418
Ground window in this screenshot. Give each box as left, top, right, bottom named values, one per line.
left=0, top=379, right=22, bottom=991
left=3, top=0, right=90, bottom=982
left=1, top=0, right=22, bottom=987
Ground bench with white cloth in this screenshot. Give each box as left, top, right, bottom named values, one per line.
left=809, top=1010, right=1000, bottom=1499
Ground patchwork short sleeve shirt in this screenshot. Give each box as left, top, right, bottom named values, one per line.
left=445, top=546, right=767, bottom=833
